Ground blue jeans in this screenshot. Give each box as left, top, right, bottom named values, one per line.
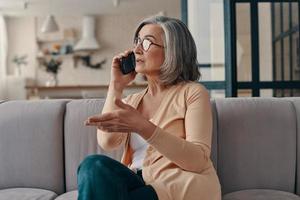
left=77, top=154, right=159, bottom=200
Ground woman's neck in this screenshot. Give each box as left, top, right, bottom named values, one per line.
left=146, top=77, right=168, bottom=97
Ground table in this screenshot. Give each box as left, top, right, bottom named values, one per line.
left=25, top=84, right=147, bottom=99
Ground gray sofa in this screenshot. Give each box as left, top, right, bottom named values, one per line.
left=0, top=98, right=300, bottom=200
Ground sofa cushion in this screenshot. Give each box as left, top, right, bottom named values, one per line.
left=216, top=98, right=297, bottom=194
left=0, top=100, right=68, bottom=194
left=0, top=188, right=57, bottom=200
left=55, top=190, right=77, bottom=200
left=223, top=189, right=300, bottom=200
left=287, top=98, right=300, bottom=196
left=64, top=99, right=123, bottom=191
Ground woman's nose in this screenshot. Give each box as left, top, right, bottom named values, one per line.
left=134, top=44, right=143, bottom=55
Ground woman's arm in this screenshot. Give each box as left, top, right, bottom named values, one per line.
left=146, top=86, right=213, bottom=173
left=96, top=83, right=128, bottom=151
left=87, top=84, right=213, bottom=173
left=92, top=51, right=136, bottom=151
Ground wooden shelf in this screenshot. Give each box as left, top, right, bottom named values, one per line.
left=25, top=83, right=148, bottom=99
left=36, top=39, right=65, bottom=44
left=37, top=54, right=74, bottom=59
left=26, top=84, right=147, bottom=90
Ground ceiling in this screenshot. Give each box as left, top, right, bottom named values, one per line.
left=0, top=0, right=180, bottom=16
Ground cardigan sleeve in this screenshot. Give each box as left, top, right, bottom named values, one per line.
left=97, top=95, right=132, bottom=151
left=147, top=84, right=212, bottom=173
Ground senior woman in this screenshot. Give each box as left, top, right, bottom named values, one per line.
left=79, top=16, right=221, bottom=200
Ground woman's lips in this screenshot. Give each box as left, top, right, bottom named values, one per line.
left=136, top=59, right=144, bottom=64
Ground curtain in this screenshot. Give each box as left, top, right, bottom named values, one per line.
left=0, top=15, right=8, bottom=100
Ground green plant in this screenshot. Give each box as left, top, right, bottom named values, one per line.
left=42, top=58, right=62, bottom=74
left=12, top=55, right=28, bottom=66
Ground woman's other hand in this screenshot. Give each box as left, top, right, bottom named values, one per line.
left=85, top=99, right=156, bottom=140
left=111, top=50, right=137, bottom=91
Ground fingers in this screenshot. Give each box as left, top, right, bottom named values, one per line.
left=85, top=121, right=132, bottom=132
left=84, top=98, right=136, bottom=130
left=85, top=100, right=135, bottom=124
left=112, top=50, right=134, bottom=69
left=112, top=51, right=130, bottom=60
left=121, top=49, right=133, bottom=57
left=98, top=124, right=132, bottom=132
left=100, top=128, right=132, bottom=133
left=85, top=112, right=116, bottom=124
left=85, top=120, right=127, bottom=127
left=115, top=50, right=133, bottom=60
left=129, top=71, right=137, bottom=79
left=114, top=98, right=132, bottom=110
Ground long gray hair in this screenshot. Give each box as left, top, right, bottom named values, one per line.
left=134, top=16, right=200, bottom=85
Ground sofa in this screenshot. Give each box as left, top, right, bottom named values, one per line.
left=0, top=98, right=300, bottom=200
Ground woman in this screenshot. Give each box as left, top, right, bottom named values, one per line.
left=79, top=15, right=221, bottom=200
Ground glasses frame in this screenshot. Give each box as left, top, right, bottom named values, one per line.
left=134, top=37, right=164, bottom=52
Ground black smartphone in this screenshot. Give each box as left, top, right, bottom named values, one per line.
left=120, top=52, right=136, bottom=74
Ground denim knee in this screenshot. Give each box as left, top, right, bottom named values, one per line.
left=77, top=154, right=112, bottom=175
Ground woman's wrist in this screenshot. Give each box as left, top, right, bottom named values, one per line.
left=139, top=120, right=157, bottom=140
left=109, top=82, right=125, bottom=93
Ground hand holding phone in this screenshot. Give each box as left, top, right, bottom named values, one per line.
left=120, top=52, right=136, bottom=74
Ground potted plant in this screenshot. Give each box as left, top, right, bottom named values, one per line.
left=41, top=58, right=62, bottom=86
left=12, top=55, right=28, bottom=76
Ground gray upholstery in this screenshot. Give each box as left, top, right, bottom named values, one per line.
left=0, top=188, right=57, bottom=200
left=210, top=99, right=218, bottom=170
left=64, top=99, right=123, bottom=191
left=223, top=189, right=300, bottom=200
left=216, top=98, right=297, bottom=195
left=55, top=191, right=77, bottom=200
left=0, top=100, right=68, bottom=194
left=287, top=98, right=300, bottom=196
left=1, top=98, right=300, bottom=199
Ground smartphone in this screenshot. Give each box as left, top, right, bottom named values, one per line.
left=120, top=52, right=136, bottom=74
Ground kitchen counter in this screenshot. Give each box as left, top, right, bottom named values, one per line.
left=25, top=83, right=147, bottom=99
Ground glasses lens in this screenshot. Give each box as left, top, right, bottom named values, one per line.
left=134, top=37, right=139, bottom=45
left=142, top=39, right=151, bottom=51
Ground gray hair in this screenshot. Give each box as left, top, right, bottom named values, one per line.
left=134, top=16, right=200, bottom=85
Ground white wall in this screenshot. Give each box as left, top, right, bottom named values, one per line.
left=36, top=15, right=151, bottom=86
left=7, top=16, right=36, bottom=77
left=5, top=5, right=180, bottom=87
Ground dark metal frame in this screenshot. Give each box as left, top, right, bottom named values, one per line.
left=272, top=2, right=300, bottom=97
left=226, top=0, right=299, bottom=97
left=181, top=0, right=299, bottom=97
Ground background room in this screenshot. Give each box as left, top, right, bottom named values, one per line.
left=0, top=0, right=181, bottom=99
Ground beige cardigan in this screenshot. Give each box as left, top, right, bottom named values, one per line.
left=99, top=81, right=221, bottom=200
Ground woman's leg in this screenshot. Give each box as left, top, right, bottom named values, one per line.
left=77, top=154, right=158, bottom=200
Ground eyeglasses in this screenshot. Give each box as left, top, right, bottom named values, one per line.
left=133, top=37, right=164, bottom=52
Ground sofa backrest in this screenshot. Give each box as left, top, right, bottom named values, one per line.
left=286, top=98, right=300, bottom=196
left=64, top=99, right=123, bottom=192
left=215, top=98, right=297, bottom=195
left=1, top=98, right=299, bottom=196
left=0, top=100, right=68, bottom=195
left=63, top=98, right=300, bottom=195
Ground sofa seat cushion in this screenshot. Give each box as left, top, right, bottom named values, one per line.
left=55, top=190, right=77, bottom=200
left=223, top=189, right=300, bottom=200
left=0, top=188, right=57, bottom=200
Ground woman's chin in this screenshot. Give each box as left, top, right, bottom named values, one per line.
left=134, top=66, right=145, bottom=74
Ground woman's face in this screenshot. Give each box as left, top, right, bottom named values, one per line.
left=133, top=24, right=165, bottom=77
